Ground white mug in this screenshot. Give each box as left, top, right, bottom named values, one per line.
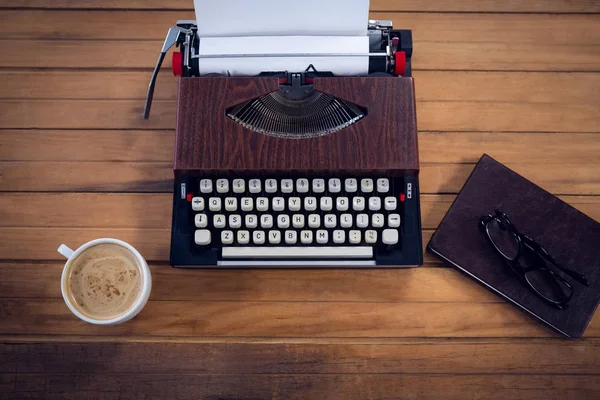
left=57, top=238, right=152, bottom=325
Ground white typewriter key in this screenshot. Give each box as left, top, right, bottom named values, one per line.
left=385, top=196, right=397, bottom=211
left=224, top=197, right=237, bottom=212
left=269, top=230, right=281, bottom=244
left=313, top=179, right=325, bottom=193
left=285, top=230, right=298, bottom=244
left=365, top=230, right=378, bottom=244
left=253, top=230, right=265, bottom=245
left=222, top=247, right=373, bottom=259
left=261, top=214, right=273, bottom=229
left=256, top=197, right=269, bottom=212
left=352, top=196, right=365, bottom=211
left=216, top=178, right=229, bottom=193
left=292, top=214, right=305, bottom=228
left=320, top=197, right=333, bottom=211
left=377, top=178, right=390, bottom=193
left=221, top=230, right=234, bottom=245
left=388, top=213, right=401, bottom=228
left=372, top=213, right=384, bottom=228
left=349, top=230, right=361, bottom=244
left=237, top=230, right=250, bottom=245
left=200, top=179, right=213, bottom=193
left=316, top=230, right=328, bottom=244
left=229, top=214, right=242, bottom=229
left=304, top=197, right=317, bottom=211
left=265, top=178, right=277, bottom=193
left=232, top=178, right=245, bottom=193
left=194, top=229, right=211, bottom=246
left=194, top=213, right=208, bottom=228
left=245, top=214, right=258, bottom=229
left=301, top=230, right=313, bottom=244
left=361, top=178, right=374, bottom=193
left=281, top=179, right=293, bottom=193
left=340, top=213, right=353, bottom=228
left=209, top=197, right=221, bottom=212
left=356, top=213, right=369, bottom=228
left=308, top=214, right=321, bottom=228
left=213, top=214, right=226, bottom=229
left=333, top=230, right=345, bottom=244
left=249, top=179, right=261, bottom=193
left=278, top=215, right=290, bottom=229
left=369, top=197, right=381, bottom=211
left=191, top=197, right=205, bottom=211
left=296, top=178, right=309, bottom=193
left=289, top=197, right=301, bottom=211
left=241, top=197, right=253, bottom=211
left=336, top=197, right=349, bottom=211
left=382, top=229, right=399, bottom=245
left=272, top=197, right=285, bottom=211
left=324, top=214, right=337, bottom=228
left=345, top=178, right=358, bottom=193
left=328, top=178, right=341, bottom=193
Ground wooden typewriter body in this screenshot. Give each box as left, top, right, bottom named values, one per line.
left=171, top=76, right=423, bottom=267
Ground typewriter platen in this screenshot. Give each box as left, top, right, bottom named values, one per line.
left=145, top=18, right=423, bottom=267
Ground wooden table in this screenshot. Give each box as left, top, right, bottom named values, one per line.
left=1, top=1, right=599, bottom=399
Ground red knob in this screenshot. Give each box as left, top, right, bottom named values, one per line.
left=172, top=51, right=183, bottom=76
left=394, top=51, right=406, bottom=76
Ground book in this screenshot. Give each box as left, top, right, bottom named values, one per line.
left=427, top=154, right=600, bottom=338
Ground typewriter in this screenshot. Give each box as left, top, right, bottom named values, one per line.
left=144, top=14, right=423, bottom=267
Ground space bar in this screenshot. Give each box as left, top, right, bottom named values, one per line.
left=222, top=246, right=373, bottom=259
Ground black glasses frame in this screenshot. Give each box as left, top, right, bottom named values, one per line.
left=479, top=210, right=589, bottom=310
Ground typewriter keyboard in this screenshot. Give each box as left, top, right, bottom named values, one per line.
left=178, top=176, right=417, bottom=263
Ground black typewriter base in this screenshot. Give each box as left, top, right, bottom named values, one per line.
left=169, top=173, right=423, bottom=268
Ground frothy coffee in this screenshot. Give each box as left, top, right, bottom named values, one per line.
left=66, top=243, right=142, bottom=320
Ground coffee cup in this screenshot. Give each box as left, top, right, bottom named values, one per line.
left=57, top=238, right=152, bottom=325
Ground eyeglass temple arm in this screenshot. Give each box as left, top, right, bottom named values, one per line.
left=522, top=235, right=590, bottom=287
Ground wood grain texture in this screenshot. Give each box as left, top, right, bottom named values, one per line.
left=0, top=227, right=433, bottom=262
left=1, top=4, right=600, bottom=400
left=0, top=263, right=499, bottom=302
left=6, top=373, right=599, bottom=400
left=2, top=130, right=600, bottom=165
left=2, top=298, right=598, bottom=338
left=3, top=70, right=598, bottom=105
left=0, top=193, right=597, bottom=230
left=2, top=97, right=597, bottom=132
left=175, top=77, right=419, bottom=171
left=2, top=162, right=598, bottom=195
left=4, top=340, right=600, bottom=374
left=5, top=0, right=600, bottom=12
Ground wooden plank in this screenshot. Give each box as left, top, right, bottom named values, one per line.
left=0, top=227, right=433, bottom=262
left=2, top=130, right=600, bottom=166
left=2, top=71, right=599, bottom=107
left=7, top=340, right=600, bottom=374
left=1, top=193, right=598, bottom=230
left=9, top=373, right=599, bottom=400
left=1, top=98, right=599, bottom=133
left=5, top=0, right=600, bottom=12
left=1, top=298, right=598, bottom=338
left=2, top=161, right=598, bottom=195
left=0, top=262, right=498, bottom=302
left=2, top=11, right=600, bottom=44
left=3, top=35, right=599, bottom=72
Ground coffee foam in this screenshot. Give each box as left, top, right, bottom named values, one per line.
left=66, top=243, right=142, bottom=320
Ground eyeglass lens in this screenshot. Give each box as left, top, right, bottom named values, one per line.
left=521, top=250, right=572, bottom=304
left=486, top=218, right=519, bottom=260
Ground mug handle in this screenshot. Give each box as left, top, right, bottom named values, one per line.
left=57, top=244, right=74, bottom=259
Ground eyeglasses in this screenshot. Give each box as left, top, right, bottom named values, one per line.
left=479, top=210, right=589, bottom=310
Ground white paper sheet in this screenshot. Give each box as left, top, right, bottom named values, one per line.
left=194, top=0, right=370, bottom=37
left=198, top=36, right=369, bottom=76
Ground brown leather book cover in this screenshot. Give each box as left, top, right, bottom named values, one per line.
left=428, top=154, right=600, bottom=338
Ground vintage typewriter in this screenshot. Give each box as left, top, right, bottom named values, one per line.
left=144, top=15, right=422, bottom=267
